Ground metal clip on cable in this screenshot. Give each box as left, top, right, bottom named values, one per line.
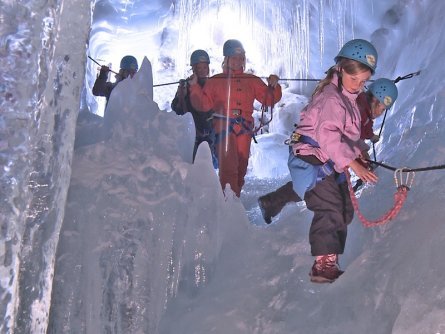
left=394, top=168, right=415, bottom=190
left=284, top=132, right=301, bottom=146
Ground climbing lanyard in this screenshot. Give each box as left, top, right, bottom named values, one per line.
left=345, top=168, right=414, bottom=227
left=254, top=86, right=276, bottom=135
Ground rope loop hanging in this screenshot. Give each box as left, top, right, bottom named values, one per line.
left=345, top=168, right=414, bottom=228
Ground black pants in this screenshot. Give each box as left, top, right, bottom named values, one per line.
left=193, top=131, right=218, bottom=169
left=304, top=173, right=354, bottom=256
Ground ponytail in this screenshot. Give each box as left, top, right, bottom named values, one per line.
left=312, top=66, right=337, bottom=98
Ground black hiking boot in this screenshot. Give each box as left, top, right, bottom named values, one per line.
left=258, top=181, right=301, bottom=224
left=257, top=195, right=275, bottom=224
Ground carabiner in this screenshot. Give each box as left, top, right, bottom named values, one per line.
left=394, top=168, right=415, bottom=190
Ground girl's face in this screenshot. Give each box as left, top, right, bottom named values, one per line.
left=370, top=96, right=386, bottom=119
left=227, top=54, right=245, bottom=71
left=193, top=62, right=210, bottom=78
left=341, top=68, right=371, bottom=94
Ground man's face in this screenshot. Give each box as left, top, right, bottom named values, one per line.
left=120, top=69, right=137, bottom=79
left=227, top=54, right=245, bottom=71
left=194, top=62, right=210, bottom=79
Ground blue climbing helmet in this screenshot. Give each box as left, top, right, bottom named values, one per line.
left=223, top=39, right=245, bottom=57
left=120, top=55, right=138, bottom=71
left=190, top=49, right=210, bottom=65
left=368, top=78, right=398, bottom=108
left=335, top=39, right=378, bottom=74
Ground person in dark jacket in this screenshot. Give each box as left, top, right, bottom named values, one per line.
left=92, top=55, right=139, bottom=109
left=257, top=77, right=398, bottom=226
left=171, top=49, right=218, bottom=169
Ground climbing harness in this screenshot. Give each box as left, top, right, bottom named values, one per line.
left=211, top=113, right=254, bottom=145
left=285, top=132, right=345, bottom=184
left=345, top=168, right=414, bottom=228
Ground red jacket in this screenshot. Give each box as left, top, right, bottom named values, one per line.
left=356, top=92, right=374, bottom=140
left=189, top=70, right=282, bottom=124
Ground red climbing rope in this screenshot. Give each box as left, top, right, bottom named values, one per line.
left=345, top=168, right=414, bottom=228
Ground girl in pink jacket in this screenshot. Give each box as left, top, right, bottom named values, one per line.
left=257, top=78, right=398, bottom=225
left=289, top=39, right=379, bottom=283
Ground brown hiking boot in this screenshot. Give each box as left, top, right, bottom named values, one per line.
left=258, top=182, right=302, bottom=224
left=309, top=254, right=344, bottom=283
left=258, top=195, right=275, bottom=224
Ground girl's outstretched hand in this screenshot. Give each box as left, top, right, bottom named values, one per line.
left=349, top=159, right=378, bottom=184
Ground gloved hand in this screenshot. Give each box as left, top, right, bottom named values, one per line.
left=98, top=65, right=110, bottom=79
left=370, top=134, right=380, bottom=143
left=100, top=65, right=110, bottom=73
left=179, top=79, right=187, bottom=88
left=267, top=74, right=279, bottom=88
